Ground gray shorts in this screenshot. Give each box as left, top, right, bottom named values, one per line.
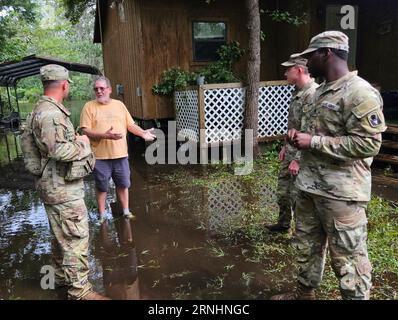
left=94, top=157, right=131, bottom=192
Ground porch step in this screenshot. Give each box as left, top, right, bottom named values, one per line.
left=372, top=174, right=398, bottom=188
left=374, top=153, right=398, bottom=166
left=385, top=124, right=398, bottom=135
left=381, top=140, right=398, bottom=151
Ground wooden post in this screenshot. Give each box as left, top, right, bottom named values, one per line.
left=198, top=85, right=207, bottom=164
left=14, top=86, right=20, bottom=115
left=6, top=86, right=12, bottom=113
left=5, top=133, right=11, bottom=163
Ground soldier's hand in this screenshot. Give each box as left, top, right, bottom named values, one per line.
left=287, top=129, right=298, bottom=145
left=293, top=132, right=312, bottom=149
left=104, top=126, right=123, bottom=140
left=278, top=146, right=286, bottom=161
left=76, top=134, right=90, bottom=145
left=141, top=128, right=156, bottom=141
left=288, top=159, right=300, bottom=176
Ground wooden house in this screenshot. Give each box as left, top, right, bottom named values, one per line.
left=94, top=0, right=249, bottom=126
left=95, top=0, right=398, bottom=124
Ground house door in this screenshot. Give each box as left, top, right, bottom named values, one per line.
left=325, top=5, right=358, bottom=69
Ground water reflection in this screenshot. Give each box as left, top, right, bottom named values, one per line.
left=0, top=159, right=282, bottom=300
left=97, top=214, right=140, bottom=300
left=0, top=131, right=21, bottom=165
left=0, top=189, right=52, bottom=299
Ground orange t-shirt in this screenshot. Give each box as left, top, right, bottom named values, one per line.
left=80, top=99, right=135, bottom=159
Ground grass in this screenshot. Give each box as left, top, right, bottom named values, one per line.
left=166, top=142, right=398, bottom=300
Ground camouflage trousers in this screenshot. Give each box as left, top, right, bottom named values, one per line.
left=293, top=190, right=372, bottom=300
left=44, top=198, right=92, bottom=299
left=276, top=159, right=297, bottom=228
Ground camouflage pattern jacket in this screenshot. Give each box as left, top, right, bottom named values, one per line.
left=284, top=79, right=318, bottom=163
left=296, top=71, right=386, bottom=201
left=31, top=96, right=92, bottom=204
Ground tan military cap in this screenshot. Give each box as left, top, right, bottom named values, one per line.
left=298, top=30, right=349, bottom=56
left=281, top=53, right=308, bottom=67
left=40, top=64, right=72, bottom=83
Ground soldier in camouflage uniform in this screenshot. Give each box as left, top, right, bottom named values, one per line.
left=272, top=31, right=386, bottom=300
left=266, top=54, right=318, bottom=233
left=31, top=65, right=109, bottom=300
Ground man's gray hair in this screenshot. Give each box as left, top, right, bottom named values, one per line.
left=94, top=76, right=111, bottom=88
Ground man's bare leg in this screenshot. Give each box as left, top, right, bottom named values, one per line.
left=116, top=187, right=135, bottom=219
left=96, top=190, right=107, bottom=215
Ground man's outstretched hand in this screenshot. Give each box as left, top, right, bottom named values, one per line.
left=141, top=128, right=156, bottom=141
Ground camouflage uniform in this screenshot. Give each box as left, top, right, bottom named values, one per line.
left=32, top=95, right=93, bottom=299
left=277, top=78, right=318, bottom=228
left=294, top=70, right=386, bottom=299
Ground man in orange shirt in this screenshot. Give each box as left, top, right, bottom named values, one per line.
left=80, top=76, right=156, bottom=223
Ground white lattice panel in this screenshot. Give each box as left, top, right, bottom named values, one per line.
left=258, top=85, right=294, bottom=138
left=207, top=179, right=243, bottom=233
left=203, top=88, right=245, bottom=143
left=175, top=83, right=294, bottom=145
left=175, top=90, right=200, bottom=142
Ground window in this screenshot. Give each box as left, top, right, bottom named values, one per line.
left=192, top=21, right=227, bottom=62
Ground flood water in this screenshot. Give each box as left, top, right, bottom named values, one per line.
left=0, top=141, right=285, bottom=300
left=1, top=139, right=397, bottom=300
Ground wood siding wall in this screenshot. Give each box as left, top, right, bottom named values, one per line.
left=356, top=0, right=398, bottom=90
left=140, top=0, right=248, bottom=120
left=100, top=0, right=398, bottom=120
left=261, top=0, right=398, bottom=91
left=101, top=0, right=144, bottom=119
left=101, top=0, right=248, bottom=120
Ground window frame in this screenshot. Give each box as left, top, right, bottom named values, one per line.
left=191, top=19, right=229, bottom=64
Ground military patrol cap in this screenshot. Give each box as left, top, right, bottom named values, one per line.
left=281, top=53, right=308, bottom=67
left=40, top=64, right=72, bottom=83
left=299, top=30, right=349, bottom=56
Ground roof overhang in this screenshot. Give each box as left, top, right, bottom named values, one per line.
left=0, top=55, right=102, bottom=87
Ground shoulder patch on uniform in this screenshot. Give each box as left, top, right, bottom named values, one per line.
left=351, top=99, right=380, bottom=118
left=367, top=111, right=383, bottom=127
left=321, top=101, right=340, bottom=111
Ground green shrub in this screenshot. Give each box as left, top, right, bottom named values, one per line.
left=152, top=67, right=197, bottom=96
left=152, top=41, right=245, bottom=96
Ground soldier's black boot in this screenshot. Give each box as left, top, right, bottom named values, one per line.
left=270, top=283, right=316, bottom=300
left=265, top=223, right=291, bottom=233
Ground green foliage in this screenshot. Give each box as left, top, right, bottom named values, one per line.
left=152, top=41, right=244, bottom=96
left=261, top=9, right=307, bottom=27
left=200, top=41, right=244, bottom=84
left=152, top=68, right=197, bottom=96
left=217, top=40, right=245, bottom=66
left=0, top=1, right=38, bottom=62
left=199, top=63, right=239, bottom=85
left=62, top=0, right=95, bottom=24
left=0, top=0, right=102, bottom=112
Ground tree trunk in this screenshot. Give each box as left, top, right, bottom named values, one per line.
left=244, top=0, right=261, bottom=158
